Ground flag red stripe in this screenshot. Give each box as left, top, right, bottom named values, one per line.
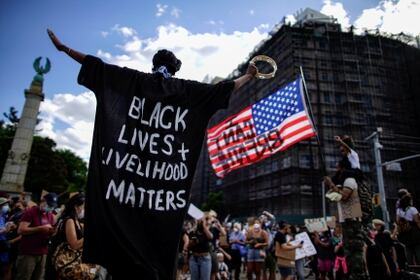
left=210, top=124, right=314, bottom=171
left=208, top=114, right=311, bottom=155
left=212, top=130, right=316, bottom=177
left=207, top=107, right=251, bottom=137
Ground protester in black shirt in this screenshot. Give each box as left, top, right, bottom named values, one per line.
left=373, top=219, right=398, bottom=279
left=313, top=230, right=334, bottom=280
left=274, top=221, right=302, bottom=280
left=366, top=227, right=391, bottom=279
left=189, top=216, right=214, bottom=280
left=47, top=29, right=257, bottom=280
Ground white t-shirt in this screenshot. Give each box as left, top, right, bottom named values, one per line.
left=337, top=178, right=362, bottom=223
left=397, top=206, right=419, bottom=222
left=348, top=149, right=360, bottom=169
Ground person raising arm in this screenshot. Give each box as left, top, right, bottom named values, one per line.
left=47, top=29, right=257, bottom=91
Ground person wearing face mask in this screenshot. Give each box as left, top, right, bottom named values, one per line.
left=5, top=198, right=26, bottom=280
left=229, top=222, right=245, bottom=280
left=188, top=214, right=214, bottom=280
left=49, top=193, right=98, bottom=279
left=16, top=192, right=57, bottom=280
left=0, top=197, right=11, bottom=279
left=245, top=219, right=269, bottom=280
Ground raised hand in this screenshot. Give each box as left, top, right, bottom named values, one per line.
left=47, top=29, right=66, bottom=52
left=246, top=63, right=257, bottom=77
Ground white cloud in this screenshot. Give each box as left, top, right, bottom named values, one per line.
left=156, top=3, right=168, bottom=17
left=320, top=0, right=351, bottom=29
left=101, top=31, right=109, bottom=38
left=97, top=23, right=268, bottom=82
left=171, top=7, right=181, bottom=18
left=42, top=24, right=268, bottom=158
left=258, top=23, right=270, bottom=30
left=355, top=0, right=420, bottom=36
left=112, top=24, right=136, bottom=37
left=249, top=9, right=255, bottom=15
left=37, top=92, right=96, bottom=160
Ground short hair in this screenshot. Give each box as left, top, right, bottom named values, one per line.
left=278, top=220, right=290, bottom=230
left=152, top=49, right=181, bottom=75
left=341, top=135, right=355, bottom=150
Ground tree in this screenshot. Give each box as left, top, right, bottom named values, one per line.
left=0, top=107, right=18, bottom=174
left=0, top=107, right=88, bottom=199
left=202, top=191, right=225, bottom=217
left=24, top=136, right=68, bottom=199
left=56, top=149, right=87, bottom=193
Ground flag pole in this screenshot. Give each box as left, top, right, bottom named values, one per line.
left=299, top=66, right=328, bottom=220
left=299, top=66, right=327, bottom=173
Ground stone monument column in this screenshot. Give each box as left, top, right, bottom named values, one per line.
left=0, top=57, right=50, bottom=194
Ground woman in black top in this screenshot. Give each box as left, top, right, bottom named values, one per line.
left=189, top=216, right=213, bottom=280
left=52, top=193, right=97, bottom=279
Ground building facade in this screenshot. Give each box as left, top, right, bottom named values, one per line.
left=191, top=10, right=420, bottom=222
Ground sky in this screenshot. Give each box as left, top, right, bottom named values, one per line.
left=0, top=0, right=419, bottom=161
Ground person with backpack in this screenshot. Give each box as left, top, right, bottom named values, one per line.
left=334, top=135, right=373, bottom=225
left=324, top=161, right=369, bottom=280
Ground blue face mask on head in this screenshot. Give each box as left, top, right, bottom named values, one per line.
left=1, top=204, right=10, bottom=214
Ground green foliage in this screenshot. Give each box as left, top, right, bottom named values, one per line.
left=0, top=107, right=88, bottom=199
left=56, top=149, right=87, bottom=193
left=201, top=191, right=225, bottom=216
left=24, top=136, right=68, bottom=198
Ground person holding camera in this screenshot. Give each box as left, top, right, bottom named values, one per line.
left=15, top=193, right=57, bottom=280
left=189, top=215, right=214, bottom=280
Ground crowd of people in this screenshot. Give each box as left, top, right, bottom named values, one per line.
left=0, top=192, right=106, bottom=280
left=176, top=204, right=419, bottom=280
left=0, top=189, right=418, bottom=280
left=0, top=134, right=420, bottom=280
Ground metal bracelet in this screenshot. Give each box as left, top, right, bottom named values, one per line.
left=250, top=55, right=277, bottom=79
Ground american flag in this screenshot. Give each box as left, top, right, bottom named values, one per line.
left=207, top=77, right=316, bottom=177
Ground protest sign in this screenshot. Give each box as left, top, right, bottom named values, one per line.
left=188, top=203, right=204, bottom=220
left=290, top=232, right=317, bottom=260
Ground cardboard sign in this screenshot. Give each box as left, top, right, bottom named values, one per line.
left=326, top=216, right=336, bottom=229
left=304, top=217, right=328, bottom=233
left=290, top=232, right=317, bottom=260
left=187, top=203, right=204, bottom=220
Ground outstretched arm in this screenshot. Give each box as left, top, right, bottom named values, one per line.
left=233, top=64, right=257, bottom=91
left=47, top=29, right=86, bottom=64
left=334, top=135, right=352, bottom=152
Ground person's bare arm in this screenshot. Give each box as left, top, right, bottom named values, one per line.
left=18, top=221, right=53, bottom=236
left=281, top=242, right=302, bottom=250
left=65, top=219, right=84, bottom=250
left=324, top=176, right=353, bottom=201
left=334, top=135, right=351, bottom=152
left=233, top=64, right=257, bottom=91
left=201, top=219, right=213, bottom=240
left=182, top=233, right=189, bottom=253
left=215, top=220, right=226, bottom=236
left=262, top=211, right=275, bottom=220
left=218, top=246, right=232, bottom=261
left=47, top=29, right=86, bottom=64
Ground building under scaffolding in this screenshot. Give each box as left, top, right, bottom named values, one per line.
left=191, top=8, right=420, bottom=222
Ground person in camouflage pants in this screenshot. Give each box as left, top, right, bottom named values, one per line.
left=342, top=220, right=369, bottom=280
